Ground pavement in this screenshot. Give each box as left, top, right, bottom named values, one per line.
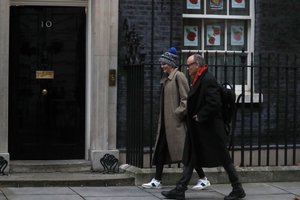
left=0, top=182, right=300, bottom=200
left=2, top=161, right=300, bottom=199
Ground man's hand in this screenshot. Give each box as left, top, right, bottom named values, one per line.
left=192, top=115, right=199, bottom=122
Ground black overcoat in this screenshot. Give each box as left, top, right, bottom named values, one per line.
left=182, top=69, right=232, bottom=168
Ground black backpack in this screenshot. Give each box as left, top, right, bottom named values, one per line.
left=219, top=83, right=236, bottom=136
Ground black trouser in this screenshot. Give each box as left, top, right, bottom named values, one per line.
left=177, top=160, right=239, bottom=189
left=154, top=128, right=168, bottom=181
left=195, top=167, right=206, bottom=179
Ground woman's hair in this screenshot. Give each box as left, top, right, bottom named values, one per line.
left=193, top=54, right=205, bottom=66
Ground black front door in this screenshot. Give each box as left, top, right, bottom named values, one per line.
left=9, top=6, right=86, bottom=160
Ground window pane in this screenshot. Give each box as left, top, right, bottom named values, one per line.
left=180, top=52, right=247, bottom=86
left=204, top=20, right=224, bottom=50
left=206, top=52, right=246, bottom=85
left=227, top=20, right=248, bottom=51
left=183, top=19, right=202, bottom=50
left=229, top=0, right=250, bottom=15
left=206, top=0, right=227, bottom=15
left=183, top=0, right=204, bottom=14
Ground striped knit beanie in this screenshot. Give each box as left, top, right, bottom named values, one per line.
left=158, top=47, right=178, bottom=68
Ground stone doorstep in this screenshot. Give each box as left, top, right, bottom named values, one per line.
left=0, top=160, right=135, bottom=187
left=0, top=172, right=135, bottom=187
left=9, top=160, right=92, bottom=173
left=120, top=164, right=300, bottom=186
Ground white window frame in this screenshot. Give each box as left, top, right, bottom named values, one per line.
left=182, top=0, right=260, bottom=102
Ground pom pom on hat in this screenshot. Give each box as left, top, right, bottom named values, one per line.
left=158, top=47, right=178, bottom=68
left=168, top=47, right=177, bottom=55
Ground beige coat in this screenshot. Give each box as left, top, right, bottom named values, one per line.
left=152, top=68, right=190, bottom=164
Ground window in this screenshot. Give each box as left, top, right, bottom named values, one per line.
left=182, top=0, right=255, bottom=96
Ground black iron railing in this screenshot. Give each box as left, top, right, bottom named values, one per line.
left=125, top=51, right=300, bottom=168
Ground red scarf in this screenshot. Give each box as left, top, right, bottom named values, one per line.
left=192, top=65, right=208, bottom=86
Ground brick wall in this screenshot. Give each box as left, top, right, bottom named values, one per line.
left=254, top=0, right=300, bottom=147
left=255, top=0, right=300, bottom=56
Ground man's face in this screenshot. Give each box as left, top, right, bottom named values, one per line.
left=186, top=56, right=199, bottom=76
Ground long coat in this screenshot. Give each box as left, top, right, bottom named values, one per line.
left=152, top=68, right=190, bottom=165
left=182, top=69, right=232, bottom=168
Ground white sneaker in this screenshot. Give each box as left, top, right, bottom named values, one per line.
left=141, top=178, right=162, bottom=189
left=192, top=178, right=211, bottom=190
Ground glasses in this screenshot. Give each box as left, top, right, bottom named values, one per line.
left=187, top=62, right=196, bottom=68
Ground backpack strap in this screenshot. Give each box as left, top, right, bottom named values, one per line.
left=228, top=92, right=242, bottom=151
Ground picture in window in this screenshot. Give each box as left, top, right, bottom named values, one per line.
left=187, top=0, right=201, bottom=9
left=210, top=0, right=223, bottom=10
left=184, top=26, right=199, bottom=46
left=232, top=0, right=245, bottom=8
left=207, top=25, right=221, bottom=46
left=231, top=25, right=244, bottom=46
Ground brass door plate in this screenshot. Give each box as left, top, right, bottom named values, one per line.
left=109, top=69, right=116, bottom=86
left=36, top=70, right=54, bottom=79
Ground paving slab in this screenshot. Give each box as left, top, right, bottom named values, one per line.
left=180, top=190, right=224, bottom=200
left=0, top=187, right=75, bottom=195
left=270, top=181, right=300, bottom=188
left=3, top=195, right=83, bottom=200
left=241, top=194, right=295, bottom=200
left=71, top=186, right=152, bottom=197
left=0, top=187, right=82, bottom=200
left=212, top=182, right=289, bottom=196
left=242, top=183, right=291, bottom=195
left=271, top=182, right=300, bottom=196
left=143, top=186, right=224, bottom=199
left=84, top=197, right=160, bottom=200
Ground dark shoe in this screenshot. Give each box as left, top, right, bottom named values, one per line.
left=161, top=186, right=185, bottom=200
left=224, top=185, right=246, bottom=200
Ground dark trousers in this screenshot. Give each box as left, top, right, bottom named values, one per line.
left=195, top=167, right=205, bottom=179
left=154, top=128, right=168, bottom=181
left=177, top=159, right=239, bottom=189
